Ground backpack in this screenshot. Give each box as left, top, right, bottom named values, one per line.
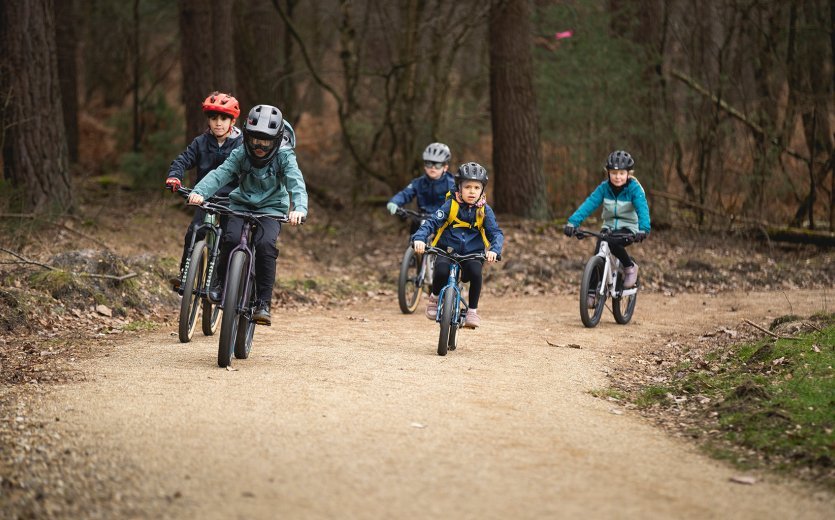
left=430, top=195, right=490, bottom=249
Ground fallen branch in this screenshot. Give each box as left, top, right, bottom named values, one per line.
left=742, top=319, right=802, bottom=341
left=0, top=247, right=137, bottom=282
left=545, top=339, right=582, bottom=349
left=0, top=213, right=110, bottom=250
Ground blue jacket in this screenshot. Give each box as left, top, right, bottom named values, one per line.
left=568, top=178, right=651, bottom=233
left=389, top=172, right=456, bottom=213
left=167, top=127, right=243, bottom=196
left=413, top=199, right=504, bottom=255
left=192, top=123, right=308, bottom=216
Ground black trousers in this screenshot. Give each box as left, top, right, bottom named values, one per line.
left=595, top=228, right=634, bottom=268
left=215, top=215, right=281, bottom=304
left=432, top=256, right=484, bottom=309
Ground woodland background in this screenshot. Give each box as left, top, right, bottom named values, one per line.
left=1, top=0, right=834, bottom=233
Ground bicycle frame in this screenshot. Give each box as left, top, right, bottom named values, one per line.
left=436, top=261, right=465, bottom=325
left=578, top=230, right=638, bottom=301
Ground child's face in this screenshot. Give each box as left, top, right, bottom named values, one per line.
left=459, top=180, right=483, bottom=204
left=423, top=161, right=448, bottom=180
left=608, top=169, right=629, bottom=187
left=249, top=137, right=276, bottom=157
left=208, top=113, right=233, bottom=138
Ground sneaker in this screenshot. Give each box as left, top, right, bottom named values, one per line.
left=208, top=282, right=223, bottom=304
left=425, top=294, right=438, bottom=320
left=253, top=301, right=271, bottom=326
left=463, top=309, right=481, bottom=329
left=623, top=263, right=639, bottom=288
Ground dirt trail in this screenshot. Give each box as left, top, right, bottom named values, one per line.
left=31, top=290, right=833, bottom=519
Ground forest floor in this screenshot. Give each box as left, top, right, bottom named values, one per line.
left=1, top=185, right=834, bottom=518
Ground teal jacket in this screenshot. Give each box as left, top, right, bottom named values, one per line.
left=193, top=123, right=308, bottom=216
left=568, top=178, right=650, bottom=233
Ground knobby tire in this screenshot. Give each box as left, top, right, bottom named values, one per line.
left=612, top=274, right=638, bottom=325
left=218, top=251, right=247, bottom=367
left=234, top=272, right=256, bottom=359
left=437, top=289, right=455, bottom=356
left=397, top=247, right=422, bottom=314
left=178, top=241, right=207, bottom=343
left=580, top=256, right=607, bottom=328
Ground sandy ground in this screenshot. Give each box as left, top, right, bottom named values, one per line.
left=28, top=290, right=834, bottom=519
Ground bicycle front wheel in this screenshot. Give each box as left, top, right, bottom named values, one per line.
left=437, top=289, right=455, bottom=356
left=234, top=273, right=256, bottom=359
left=579, top=256, right=607, bottom=328
left=178, top=241, right=207, bottom=343
left=613, top=274, right=638, bottom=325
left=397, top=247, right=422, bottom=314
left=218, top=251, right=247, bottom=367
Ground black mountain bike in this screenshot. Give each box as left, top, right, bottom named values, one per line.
left=395, top=207, right=433, bottom=314
left=199, top=201, right=299, bottom=367
left=572, top=229, right=639, bottom=327
left=174, top=187, right=227, bottom=343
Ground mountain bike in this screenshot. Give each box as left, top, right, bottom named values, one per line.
left=199, top=201, right=298, bottom=367
left=572, top=229, right=639, bottom=328
left=395, top=207, right=434, bottom=314
left=425, top=246, right=499, bottom=356
left=173, top=187, right=227, bottom=343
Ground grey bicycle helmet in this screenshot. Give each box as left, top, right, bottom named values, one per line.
left=605, top=150, right=635, bottom=170
left=243, top=104, right=285, bottom=167
left=456, top=162, right=488, bottom=187
left=422, top=142, right=451, bottom=163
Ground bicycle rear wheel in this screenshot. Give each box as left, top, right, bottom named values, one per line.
left=178, top=241, right=207, bottom=343
left=579, top=256, right=607, bottom=328
left=234, top=274, right=257, bottom=359
left=218, top=251, right=247, bottom=367
left=612, top=274, right=638, bottom=325
left=397, top=247, right=422, bottom=314
left=201, top=299, right=222, bottom=336
left=437, top=289, right=455, bottom=356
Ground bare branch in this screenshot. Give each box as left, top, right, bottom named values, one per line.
left=742, top=319, right=802, bottom=341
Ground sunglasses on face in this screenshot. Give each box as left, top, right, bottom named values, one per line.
left=424, top=161, right=445, bottom=169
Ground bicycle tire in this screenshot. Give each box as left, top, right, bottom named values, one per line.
left=437, top=289, right=455, bottom=356
left=579, top=256, right=607, bottom=328
left=178, top=241, right=207, bottom=343
left=613, top=274, right=638, bottom=325
left=448, top=308, right=459, bottom=351
left=234, top=272, right=256, bottom=359
left=397, top=247, right=422, bottom=314
left=218, top=251, right=247, bottom=367
left=201, top=299, right=222, bottom=336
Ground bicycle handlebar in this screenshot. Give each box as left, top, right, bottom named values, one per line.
left=423, top=246, right=501, bottom=263
left=573, top=228, right=636, bottom=245
left=395, top=207, right=431, bottom=221
left=173, top=187, right=302, bottom=224
left=171, top=186, right=230, bottom=205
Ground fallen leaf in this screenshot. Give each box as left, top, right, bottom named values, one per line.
left=730, top=475, right=756, bottom=485
left=410, top=422, right=426, bottom=429
left=544, top=339, right=581, bottom=349
left=225, top=366, right=237, bottom=371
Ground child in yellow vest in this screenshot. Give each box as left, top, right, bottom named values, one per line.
left=412, top=162, right=504, bottom=328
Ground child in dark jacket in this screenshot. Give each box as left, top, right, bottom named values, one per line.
left=387, top=142, right=456, bottom=229
left=412, top=162, right=504, bottom=328
left=563, top=150, right=651, bottom=288
left=165, top=92, right=243, bottom=288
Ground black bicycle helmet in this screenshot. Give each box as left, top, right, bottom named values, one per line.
left=243, top=105, right=285, bottom=168
left=456, top=162, right=488, bottom=187
left=605, top=150, right=635, bottom=170
left=422, top=142, right=451, bottom=163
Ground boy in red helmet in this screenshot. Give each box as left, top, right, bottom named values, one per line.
left=165, top=92, right=243, bottom=289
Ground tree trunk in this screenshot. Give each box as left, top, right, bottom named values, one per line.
left=211, top=0, right=235, bottom=94
left=489, top=0, right=548, bottom=219
left=0, top=0, right=72, bottom=213
left=54, top=0, right=79, bottom=164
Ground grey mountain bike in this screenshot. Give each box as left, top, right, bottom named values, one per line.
left=573, top=229, right=639, bottom=328
left=395, top=207, right=434, bottom=314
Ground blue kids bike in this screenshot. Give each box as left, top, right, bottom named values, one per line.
left=424, top=246, right=499, bottom=356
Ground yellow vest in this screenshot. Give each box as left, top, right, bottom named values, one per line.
left=430, top=197, right=491, bottom=250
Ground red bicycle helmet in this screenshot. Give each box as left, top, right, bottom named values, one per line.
left=202, top=92, right=240, bottom=119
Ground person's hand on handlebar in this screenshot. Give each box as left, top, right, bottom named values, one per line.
left=165, top=177, right=182, bottom=193
left=486, top=251, right=498, bottom=263
left=413, top=240, right=426, bottom=254
left=288, top=211, right=305, bottom=226
left=188, top=192, right=204, bottom=205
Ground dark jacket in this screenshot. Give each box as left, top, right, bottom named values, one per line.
left=167, top=127, right=243, bottom=197
left=412, top=198, right=504, bottom=255
left=389, top=172, right=456, bottom=214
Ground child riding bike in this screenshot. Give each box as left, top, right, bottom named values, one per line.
left=187, top=104, right=307, bottom=326
left=563, top=150, right=651, bottom=290
left=165, top=92, right=243, bottom=289
left=412, top=162, right=504, bottom=328
left=387, top=142, right=456, bottom=230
